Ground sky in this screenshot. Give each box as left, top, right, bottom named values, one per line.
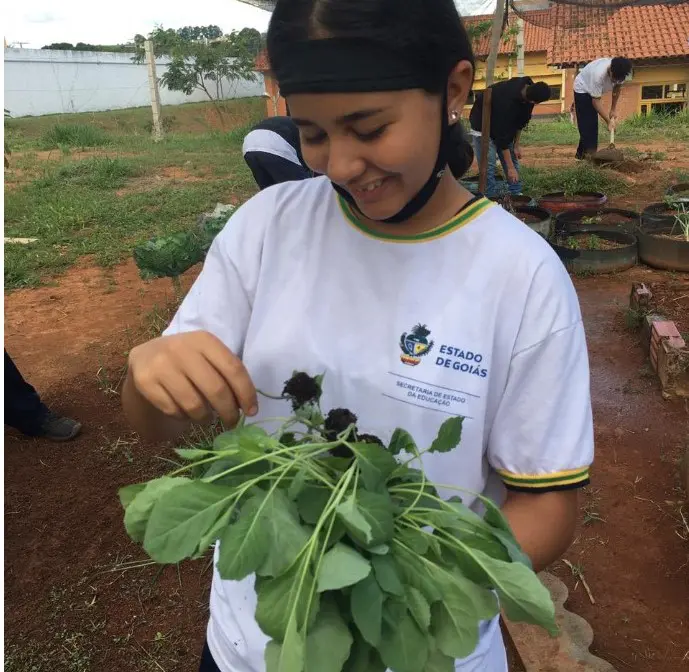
left=4, top=0, right=273, bottom=49
left=4, top=0, right=497, bottom=50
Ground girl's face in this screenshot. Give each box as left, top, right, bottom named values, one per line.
left=286, top=62, right=472, bottom=222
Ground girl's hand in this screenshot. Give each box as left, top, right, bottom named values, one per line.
left=127, top=331, right=257, bottom=428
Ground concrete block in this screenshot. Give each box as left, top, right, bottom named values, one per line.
left=503, top=572, right=617, bottom=672
left=628, top=282, right=652, bottom=313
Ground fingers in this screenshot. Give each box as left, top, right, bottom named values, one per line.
left=200, top=334, right=258, bottom=417
left=158, top=368, right=213, bottom=424
left=185, top=350, right=241, bottom=427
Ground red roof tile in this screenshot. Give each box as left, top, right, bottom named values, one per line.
left=463, top=11, right=553, bottom=57
left=547, top=3, right=689, bottom=65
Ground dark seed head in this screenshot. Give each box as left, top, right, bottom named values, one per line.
left=324, top=408, right=358, bottom=440
left=282, top=372, right=321, bottom=410
left=357, top=433, right=385, bottom=447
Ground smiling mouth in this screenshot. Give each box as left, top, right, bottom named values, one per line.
left=351, top=178, right=386, bottom=195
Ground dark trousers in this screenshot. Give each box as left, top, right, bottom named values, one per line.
left=198, top=641, right=222, bottom=672
left=574, top=92, right=599, bottom=159
left=4, top=350, right=48, bottom=436
left=244, top=151, right=311, bottom=190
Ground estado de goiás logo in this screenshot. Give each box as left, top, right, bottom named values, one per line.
left=399, top=324, right=434, bottom=366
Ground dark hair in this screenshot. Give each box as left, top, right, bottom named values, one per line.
left=267, top=0, right=476, bottom=177
left=610, top=57, right=632, bottom=82
left=526, top=81, right=551, bottom=104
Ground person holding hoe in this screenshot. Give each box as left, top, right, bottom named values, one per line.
left=573, top=56, right=633, bottom=160
left=122, top=0, right=594, bottom=669
left=469, top=76, right=551, bottom=198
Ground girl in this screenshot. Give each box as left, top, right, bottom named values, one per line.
left=122, top=0, right=594, bottom=670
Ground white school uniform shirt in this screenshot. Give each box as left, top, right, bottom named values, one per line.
left=573, top=57, right=614, bottom=98
left=164, top=176, right=594, bottom=672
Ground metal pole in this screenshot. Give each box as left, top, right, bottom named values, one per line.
left=478, top=87, right=493, bottom=195
left=145, top=39, right=164, bottom=141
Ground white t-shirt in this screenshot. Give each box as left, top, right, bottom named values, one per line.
left=164, top=176, right=594, bottom=672
left=573, top=58, right=614, bottom=98
left=242, top=128, right=302, bottom=167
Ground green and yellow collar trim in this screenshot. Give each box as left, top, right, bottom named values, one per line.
left=497, top=466, right=591, bottom=492
left=337, top=194, right=493, bottom=243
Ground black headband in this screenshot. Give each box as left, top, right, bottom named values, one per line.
left=271, top=38, right=446, bottom=96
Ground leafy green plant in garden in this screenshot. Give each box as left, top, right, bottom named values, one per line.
left=663, top=195, right=689, bottom=242
left=120, top=372, right=557, bottom=672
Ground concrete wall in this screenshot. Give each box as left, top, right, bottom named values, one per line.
left=4, top=48, right=265, bottom=118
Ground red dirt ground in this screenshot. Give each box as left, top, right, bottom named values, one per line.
left=5, top=258, right=688, bottom=671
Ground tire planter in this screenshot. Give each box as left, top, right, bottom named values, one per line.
left=554, top=207, right=639, bottom=236
left=666, top=182, right=689, bottom=203
left=637, top=203, right=689, bottom=272
left=538, top=191, right=607, bottom=214
left=494, top=194, right=537, bottom=208
left=550, top=227, right=638, bottom=274
left=512, top=206, right=552, bottom=238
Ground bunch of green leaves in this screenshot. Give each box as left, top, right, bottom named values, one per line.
left=133, top=230, right=205, bottom=280
left=120, top=372, right=557, bottom=672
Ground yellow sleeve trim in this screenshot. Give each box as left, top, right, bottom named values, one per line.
left=497, top=466, right=590, bottom=489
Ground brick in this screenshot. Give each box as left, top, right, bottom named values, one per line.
left=641, top=313, right=665, bottom=356
left=628, top=282, right=652, bottom=313
left=657, top=337, right=689, bottom=399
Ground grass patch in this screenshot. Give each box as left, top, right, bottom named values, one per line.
left=40, top=123, right=112, bottom=150
left=521, top=163, right=628, bottom=198
left=4, top=99, right=265, bottom=290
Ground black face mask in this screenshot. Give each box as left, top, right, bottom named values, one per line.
left=331, top=94, right=452, bottom=224
left=271, top=38, right=467, bottom=225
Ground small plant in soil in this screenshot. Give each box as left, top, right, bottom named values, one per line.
left=663, top=196, right=689, bottom=242
left=581, top=215, right=603, bottom=226
left=119, top=372, right=557, bottom=672
left=562, top=233, right=624, bottom=251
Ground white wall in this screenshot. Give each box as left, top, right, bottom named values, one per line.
left=4, top=48, right=265, bottom=118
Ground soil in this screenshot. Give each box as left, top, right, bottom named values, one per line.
left=565, top=233, right=630, bottom=251
left=5, top=258, right=689, bottom=671
left=646, top=278, right=689, bottom=336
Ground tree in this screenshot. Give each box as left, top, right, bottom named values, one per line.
left=133, top=25, right=257, bottom=128
left=237, top=28, right=263, bottom=57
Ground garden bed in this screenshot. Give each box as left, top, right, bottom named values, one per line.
left=550, top=228, right=638, bottom=274
left=554, top=207, right=639, bottom=236
left=538, top=191, right=607, bottom=214
left=638, top=202, right=689, bottom=272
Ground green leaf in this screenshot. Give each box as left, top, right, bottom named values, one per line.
left=216, top=493, right=270, bottom=580
left=388, top=428, right=417, bottom=456
left=304, top=596, right=353, bottom=672
left=213, top=425, right=278, bottom=460
left=298, top=486, right=332, bottom=525
left=350, top=574, right=384, bottom=647
left=143, top=481, right=235, bottom=563
left=430, top=567, right=498, bottom=659
left=368, top=544, right=389, bottom=555
left=119, top=483, right=146, bottom=510
left=265, top=619, right=304, bottom=672
left=336, top=495, right=373, bottom=544
left=256, top=561, right=320, bottom=640
left=429, top=416, right=463, bottom=454
left=342, top=637, right=375, bottom=672
left=351, top=441, right=398, bottom=491
left=258, top=489, right=311, bottom=578
left=317, top=544, right=371, bottom=592
left=174, top=447, right=216, bottom=461
left=288, top=469, right=308, bottom=501
left=423, top=648, right=455, bottom=672
left=123, top=476, right=190, bottom=543
left=392, top=548, right=442, bottom=604
left=406, top=585, right=431, bottom=631
left=459, top=547, right=558, bottom=634
left=379, top=605, right=429, bottom=672
left=345, top=490, right=394, bottom=548
left=371, top=555, right=404, bottom=596
left=396, top=526, right=430, bottom=555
